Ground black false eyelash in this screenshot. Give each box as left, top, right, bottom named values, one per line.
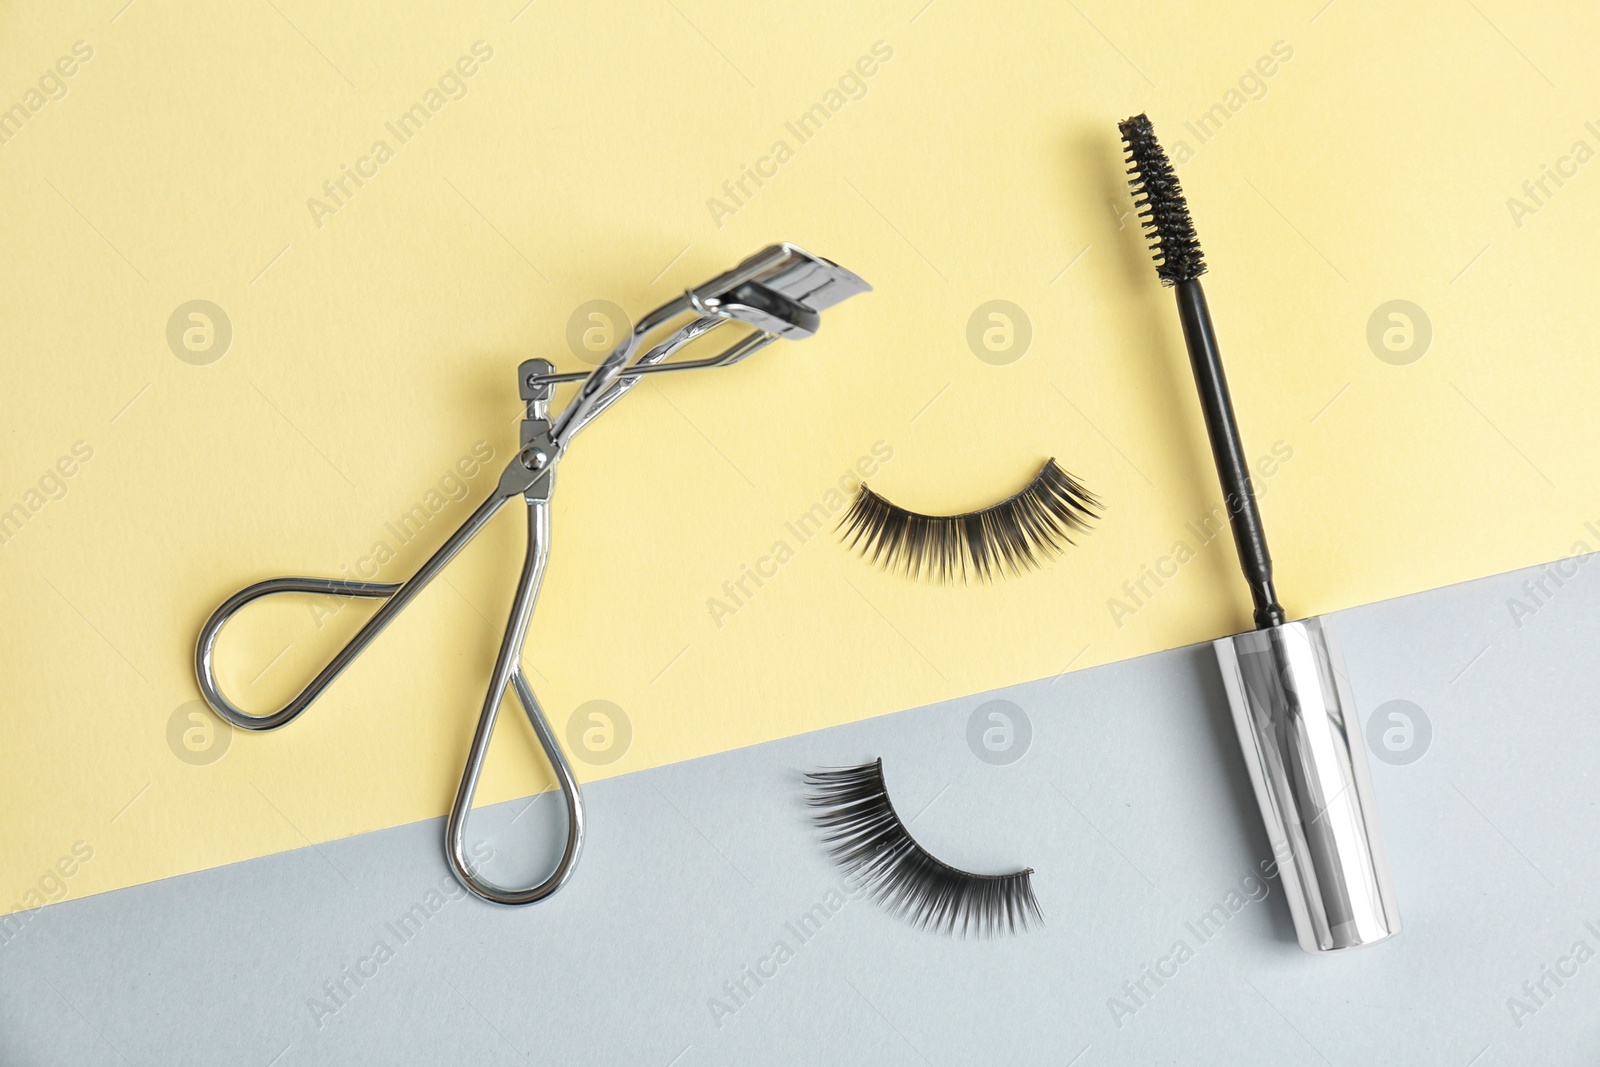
left=805, top=759, right=1041, bottom=936
left=836, top=459, right=1099, bottom=582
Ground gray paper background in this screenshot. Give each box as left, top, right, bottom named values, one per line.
left=4, top=554, right=1599, bottom=1065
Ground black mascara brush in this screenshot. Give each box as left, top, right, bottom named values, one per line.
left=1117, top=114, right=1283, bottom=630
left=1119, top=113, right=1401, bottom=954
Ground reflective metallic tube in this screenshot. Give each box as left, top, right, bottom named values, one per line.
left=1214, top=617, right=1401, bottom=952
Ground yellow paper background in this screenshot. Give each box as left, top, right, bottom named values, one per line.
left=3, top=0, right=1598, bottom=909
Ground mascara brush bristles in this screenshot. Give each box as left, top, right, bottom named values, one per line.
left=805, top=760, right=1042, bottom=936
left=837, top=459, right=1099, bottom=583
left=1118, top=113, right=1206, bottom=286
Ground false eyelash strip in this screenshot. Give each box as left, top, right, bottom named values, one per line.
left=805, top=759, right=1041, bottom=936
left=836, top=458, right=1099, bottom=582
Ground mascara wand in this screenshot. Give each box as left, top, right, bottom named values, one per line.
left=1119, top=114, right=1401, bottom=953
left=1118, top=114, right=1283, bottom=630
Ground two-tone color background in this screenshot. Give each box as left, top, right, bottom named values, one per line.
left=4, top=0, right=1600, bottom=1062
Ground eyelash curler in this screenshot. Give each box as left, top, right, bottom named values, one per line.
left=194, top=244, right=871, bottom=905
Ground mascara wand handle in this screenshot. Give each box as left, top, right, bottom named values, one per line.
left=1174, top=279, right=1286, bottom=629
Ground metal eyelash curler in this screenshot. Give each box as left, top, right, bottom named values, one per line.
left=194, top=244, right=870, bottom=905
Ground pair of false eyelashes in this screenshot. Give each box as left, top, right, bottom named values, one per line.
left=806, top=759, right=1040, bottom=937
left=838, top=459, right=1100, bottom=583
left=816, top=466, right=1094, bottom=928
